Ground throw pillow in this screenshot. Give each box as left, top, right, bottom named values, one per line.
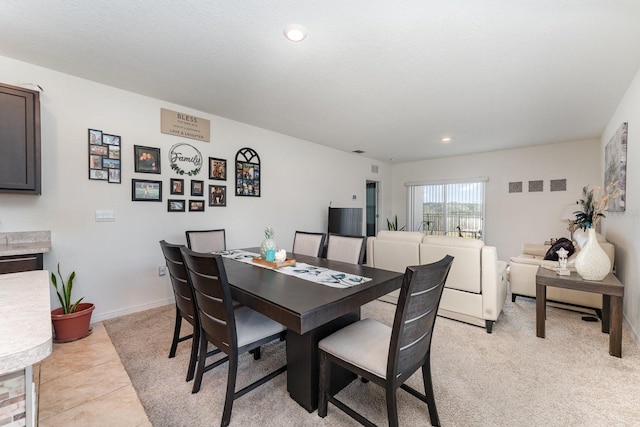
left=543, top=238, right=575, bottom=261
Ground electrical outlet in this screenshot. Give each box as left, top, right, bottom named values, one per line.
left=158, top=266, right=167, bottom=276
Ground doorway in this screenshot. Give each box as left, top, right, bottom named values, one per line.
left=365, top=181, right=378, bottom=237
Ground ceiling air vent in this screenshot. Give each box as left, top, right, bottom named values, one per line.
left=371, top=165, right=378, bottom=174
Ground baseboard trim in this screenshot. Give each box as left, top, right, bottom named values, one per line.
left=91, top=297, right=174, bottom=323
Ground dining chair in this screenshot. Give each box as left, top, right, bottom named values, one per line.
left=292, top=231, right=326, bottom=257
left=326, top=233, right=367, bottom=265
left=317, top=255, right=454, bottom=427
left=159, top=240, right=221, bottom=382
left=180, top=247, right=287, bottom=427
left=185, top=229, right=226, bottom=253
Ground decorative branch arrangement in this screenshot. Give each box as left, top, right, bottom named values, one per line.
left=573, top=181, right=620, bottom=230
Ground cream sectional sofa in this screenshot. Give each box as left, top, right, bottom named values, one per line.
left=366, top=231, right=508, bottom=333
left=509, top=228, right=615, bottom=312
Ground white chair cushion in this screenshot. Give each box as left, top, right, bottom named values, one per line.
left=234, top=306, right=286, bottom=348
left=293, top=233, right=324, bottom=257
left=327, top=235, right=363, bottom=264
left=318, top=318, right=391, bottom=378
left=188, top=231, right=225, bottom=253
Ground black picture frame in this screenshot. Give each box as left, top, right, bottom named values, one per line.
left=235, top=147, right=261, bottom=197
left=167, top=199, right=185, bottom=212
left=209, top=157, right=227, bottom=180
left=170, top=178, right=184, bottom=195
left=209, top=185, right=226, bottom=207
left=131, top=179, right=162, bottom=201
left=189, top=200, right=205, bottom=212
left=89, top=129, right=121, bottom=183
left=191, top=180, right=204, bottom=196
left=134, top=145, right=161, bottom=174
left=108, top=169, right=121, bottom=184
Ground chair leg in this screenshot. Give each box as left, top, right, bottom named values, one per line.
left=221, top=356, right=238, bottom=427
left=169, top=310, right=182, bottom=358
left=317, top=351, right=330, bottom=418
left=421, top=359, right=440, bottom=427
left=191, top=332, right=208, bottom=394
left=250, top=346, right=261, bottom=360
left=385, top=386, right=399, bottom=427
left=186, top=324, right=199, bottom=382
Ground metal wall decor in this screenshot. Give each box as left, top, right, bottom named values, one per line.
left=235, top=147, right=260, bottom=197
left=168, top=142, right=202, bottom=176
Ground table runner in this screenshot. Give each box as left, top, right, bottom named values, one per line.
left=217, top=249, right=371, bottom=288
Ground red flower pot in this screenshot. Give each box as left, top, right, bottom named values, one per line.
left=51, top=302, right=95, bottom=343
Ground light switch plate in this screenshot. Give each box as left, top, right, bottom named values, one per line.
left=95, top=209, right=115, bottom=222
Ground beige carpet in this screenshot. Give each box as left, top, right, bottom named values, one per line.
left=104, top=295, right=640, bottom=426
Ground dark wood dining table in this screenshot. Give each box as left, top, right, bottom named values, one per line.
left=222, top=248, right=404, bottom=412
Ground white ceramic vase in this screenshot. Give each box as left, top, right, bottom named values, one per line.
left=574, top=228, right=610, bottom=281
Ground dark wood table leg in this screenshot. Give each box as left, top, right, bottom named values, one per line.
left=610, top=295, right=623, bottom=358
left=601, top=295, right=611, bottom=334
left=285, top=310, right=359, bottom=412
left=536, top=283, right=546, bottom=338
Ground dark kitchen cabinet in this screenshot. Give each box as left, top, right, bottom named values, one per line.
left=0, top=253, right=44, bottom=274
left=0, top=83, right=41, bottom=194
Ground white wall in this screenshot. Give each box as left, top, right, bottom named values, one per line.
left=390, top=140, right=602, bottom=261
left=601, top=64, right=640, bottom=343
left=0, top=55, right=390, bottom=321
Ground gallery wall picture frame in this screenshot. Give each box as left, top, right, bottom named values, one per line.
left=189, top=200, right=205, bottom=212
left=88, top=128, right=121, bottom=183
left=235, top=147, right=261, bottom=197
left=191, top=180, right=204, bottom=196
left=134, top=145, right=161, bottom=174
left=209, top=185, right=226, bottom=207
left=167, top=199, right=186, bottom=212
left=131, top=179, right=162, bottom=202
left=108, top=169, right=121, bottom=184
left=170, top=178, right=184, bottom=195
left=209, top=157, right=227, bottom=180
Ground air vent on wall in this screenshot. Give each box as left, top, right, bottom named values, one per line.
left=371, top=165, right=379, bottom=174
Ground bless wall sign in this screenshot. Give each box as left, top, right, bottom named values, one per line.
left=160, top=108, right=211, bottom=142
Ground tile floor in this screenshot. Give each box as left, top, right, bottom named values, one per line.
left=37, top=322, right=150, bottom=427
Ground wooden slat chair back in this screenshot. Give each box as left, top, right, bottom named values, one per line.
left=318, top=255, right=454, bottom=427
left=180, top=247, right=287, bottom=427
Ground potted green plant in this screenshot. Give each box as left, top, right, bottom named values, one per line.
left=386, top=215, right=406, bottom=231
left=50, top=263, right=94, bottom=342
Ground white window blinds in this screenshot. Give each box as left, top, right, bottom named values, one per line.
left=406, top=178, right=487, bottom=239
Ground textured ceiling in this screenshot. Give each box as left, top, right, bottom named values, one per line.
left=1, top=1, right=639, bottom=162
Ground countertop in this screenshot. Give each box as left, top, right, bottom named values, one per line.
left=0, top=230, right=51, bottom=257
left=0, top=270, right=52, bottom=374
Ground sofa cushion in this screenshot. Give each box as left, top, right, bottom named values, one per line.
left=543, top=238, right=575, bottom=261
left=368, top=231, right=424, bottom=273
left=420, top=236, right=483, bottom=293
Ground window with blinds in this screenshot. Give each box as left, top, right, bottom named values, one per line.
left=406, top=178, right=487, bottom=239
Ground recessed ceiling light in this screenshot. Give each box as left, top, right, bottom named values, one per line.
left=441, top=137, right=452, bottom=143
left=352, top=149, right=365, bottom=154
left=284, top=24, right=307, bottom=42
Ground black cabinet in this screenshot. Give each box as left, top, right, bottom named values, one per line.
left=0, top=83, right=41, bottom=194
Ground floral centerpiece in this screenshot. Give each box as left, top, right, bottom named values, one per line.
left=573, top=181, right=620, bottom=230
left=572, top=181, right=619, bottom=280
